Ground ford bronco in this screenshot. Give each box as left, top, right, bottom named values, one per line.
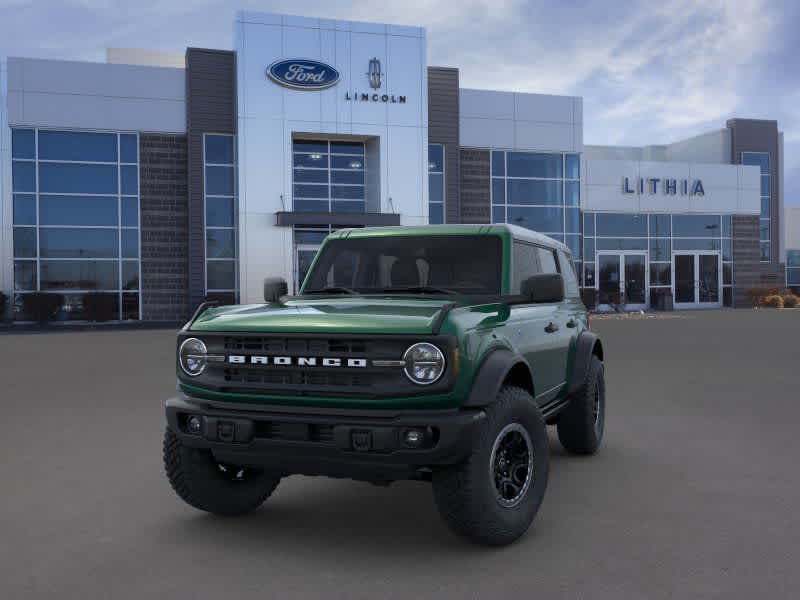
left=163, top=224, right=605, bottom=545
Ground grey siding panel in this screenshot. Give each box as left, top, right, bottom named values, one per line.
left=427, top=67, right=460, bottom=223
left=139, top=134, right=189, bottom=321
left=186, top=48, right=237, bottom=313
left=459, top=148, right=490, bottom=224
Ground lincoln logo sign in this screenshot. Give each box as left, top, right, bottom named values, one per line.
left=266, top=59, right=340, bottom=90
left=227, top=355, right=367, bottom=368
left=623, top=177, right=705, bottom=196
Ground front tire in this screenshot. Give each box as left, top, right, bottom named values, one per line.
left=163, top=428, right=281, bottom=516
left=557, top=355, right=605, bottom=454
left=432, top=386, right=549, bottom=546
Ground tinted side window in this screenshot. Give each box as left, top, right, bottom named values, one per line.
left=558, top=250, right=580, bottom=297
left=512, top=242, right=540, bottom=293
left=537, top=247, right=560, bottom=274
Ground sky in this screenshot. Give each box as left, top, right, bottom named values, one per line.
left=1, top=0, right=798, bottom=205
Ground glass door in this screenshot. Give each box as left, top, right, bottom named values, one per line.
left=596, top=252, right=648, bottom=311
left=672, top=252, right=721, bottom=309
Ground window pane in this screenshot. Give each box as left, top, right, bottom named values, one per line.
left=38, top=130, right=117, bottom=162
left=121, top=198, right=139, bottom=227
left=673, top=238, right=721, bottom=251
left=565, top=181, right=579, bottom=206
left=294, top=184, right=329, bottom=199
left=506, top=206, right=563, bottom=232
left=428, top=144, right=444, bottom=172
left=596, top=238, right=647, bottom=250
left=207, top=229, right=236, bottom=258
left=584, top=262, right=595, bottom=287
left=429, top=173, right=443, bottom=204
left=122, top=229, right=139, bottom=258
left=331, top=200, right=365, bottom=213
left=649, top=238, right=671, bottom=261
left=507, top=152, right=562, bottom=178
left=537, top=247, right=559, bottom=274
left=583, top=238, right=595, bottom=261
left=491, top=151, right=505, bottom=177
left=294, top=230, right=328, bottom=245
left=512, top=242, right=540, bottom=292
left=205, top=135, right=234, bottom=164
left=565, top=234, right=581, bottom=260
left=12, top=161, right=36, bottom=192
left=121, top=165, right=138, bottom=195
left=723, top=263, right=732, bottom=285
left=120, top=134, right=138, bottom=163
left=40, top=228, right=118, bottom=258
left=492, top=206, right=505, bottom=224
left=565, top=154, right=580, bottom=179
left=331, top=185, right=364, bottom=200
left=760, top=242, right=770, bottom=261
left=332, top=170, right=364, bottom=185
left=122, top=293, right=140, bottom=320
left=787, top=251, right=800, bottom=268
left=13, top=227, right=37, bottom=258
left=721, top=215, right=732, bottom=237
left=12, top=129, right=35, bottom=159
left=122, top=261, right=139, bottom=290
left=39, top=163, right=118, bottom=194
left=650, top=263, right=671, bottom=286
left=206, top=197, right=234, bottom=227
left=583, top=213, right=595, bottom=236
left=293, top=168, right=328, bottom=184
left=759, top=219, right=770, bottom=241
left=760, top=175, right=770, bottom=196
left=565, top=207, right=580, bottom=233
left=492, top=179, right=505, bottom=205
left=205, top=166, right=235, bottom=195
left=40, top=195, right=118, bottom=226
left=207, top=260, right=236, bottom=290
left=787, top=268, right=800, bottom=285
left=507, top=179, right=562, bottom=205
left=330, top=141, right=364, bottom=155
left=40, top=260, right=119, bottom=290
left=13, top=194, right=36, bottom=225
left=723, top=287, right=732, bottom=307
left=649, top=214, right=671, bottom=237
left=293, top=140, right=328, bottom=154
left=294, top=199, right=329, bottom=212
left=330, top=155, right=363, bottom=169
left=595, top=213, right=647, bottom=237
left=294, top=153, right=329, bottom=168
left=14, top=261, right=37, bottom=291
left=761, top=197, right=770, bottom=218
left=429, top=202, right=444, bottom=224
left=741, top=152, right=769, bottom=174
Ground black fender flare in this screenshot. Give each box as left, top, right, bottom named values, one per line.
left=568, top=331, right=604, bottom=396
left=462, top=348, right=534, bottom=408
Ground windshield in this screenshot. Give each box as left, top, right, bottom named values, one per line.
left=302, top=235, right=503, bottom=295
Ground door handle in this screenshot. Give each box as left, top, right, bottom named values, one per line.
left=545, top=322, right=559, bottom=333
left=566, top=318, right=577, bottom=328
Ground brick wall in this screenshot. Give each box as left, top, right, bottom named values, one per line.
left=459, top=149, right=490, bottom=224
left=732, top=215, right=787, bottom=307
left=139, top=134, right=189, bottom=321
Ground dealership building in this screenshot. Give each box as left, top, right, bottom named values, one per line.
left=0, top=10, right=793, bottom=321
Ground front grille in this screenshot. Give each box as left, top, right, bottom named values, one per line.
left=223, top=367, right=373, bottom=388
left=223, top=336, right=367, bottom=355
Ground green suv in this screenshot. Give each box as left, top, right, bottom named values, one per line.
left=164, top=224, right=605, bottom=545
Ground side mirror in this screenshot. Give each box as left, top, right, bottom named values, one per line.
left=521, top=273, right=565, bottom=304
left=263, top=277, right=288, bottom=304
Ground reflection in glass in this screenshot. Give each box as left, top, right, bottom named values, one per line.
left=39, top=163, right=118, bottom=194
left=207, top=260, right=236, bottom=290
left=38, top=130, right=117, bottom=162
left=39, top=228, right=118, bottom=258
left=40, top=261, right=119, bottom=290
left=40, top=195, right=118, bottom=226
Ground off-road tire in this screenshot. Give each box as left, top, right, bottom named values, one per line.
left=432, top=386, right=549, bottom=546
left=557, top=355, right=605, bottom=455
left=163, top=428, right=281, bottom=516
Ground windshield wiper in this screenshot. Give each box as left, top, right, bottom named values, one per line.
left=379, top=285, right=457, bottom=295
left=304, top=286, right=359, bottom=295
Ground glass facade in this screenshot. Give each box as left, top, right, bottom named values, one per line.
left=428, top=144, right=444, bottom=224
left=742, top=152, right=770, bottom=261
left=491, top=150, right=581, bottom=272
left=787, top=250, right=800, bottom=288
left=292, top=140, right=365, bottom=213
left=582, top=213, right=733, bottom=306
left=11, top=128, right=141, bottom=320
left=204, top=134, right=238, bottom=303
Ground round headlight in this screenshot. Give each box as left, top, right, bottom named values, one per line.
left=403, top=343, right=446, bottom=385
left=179, top=338, right=207, bottom=376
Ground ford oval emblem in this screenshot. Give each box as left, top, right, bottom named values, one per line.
left=266, top=59, right=340, bottom=90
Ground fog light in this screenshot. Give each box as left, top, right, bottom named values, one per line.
left=187, top=415, right=202, bottom=435
left=403, top=428, right=425, bottom=448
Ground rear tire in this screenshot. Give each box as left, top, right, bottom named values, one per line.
left=163, top=428, right=281, bottom=516
left=557, top=355, right=605, bottom=455
left=432, top=386, right=549, bottom=546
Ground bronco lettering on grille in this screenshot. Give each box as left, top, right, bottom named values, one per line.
left=227, top=355, right=368, bottom=368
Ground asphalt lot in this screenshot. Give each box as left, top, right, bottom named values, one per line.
left=1, top=309, right=799, bottom=599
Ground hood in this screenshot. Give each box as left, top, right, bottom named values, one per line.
left=189, top=297, right=455, bottom=335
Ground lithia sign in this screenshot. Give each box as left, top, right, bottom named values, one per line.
left=623, top=177, right=705, bottom=196
left=267, top=57, right=407, bottom=103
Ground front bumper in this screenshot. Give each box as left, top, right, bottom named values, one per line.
left=165, top=395, right=486, bottom=481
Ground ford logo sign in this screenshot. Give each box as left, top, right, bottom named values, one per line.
left=267, top=59, right=340, bottom=90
